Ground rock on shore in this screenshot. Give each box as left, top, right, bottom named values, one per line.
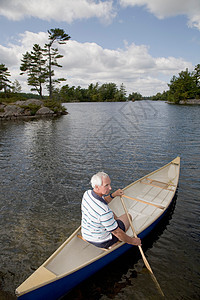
left=0, top=99, right=67, bottom=120
left=167, top=99, right=200, bottom=105
left=179, top=99, right=200, bottom=105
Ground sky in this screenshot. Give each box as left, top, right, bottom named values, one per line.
left=0, top=0, right=200, bottom=96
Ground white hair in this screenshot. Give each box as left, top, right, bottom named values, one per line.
left=90, top=172, right=109, bottom=188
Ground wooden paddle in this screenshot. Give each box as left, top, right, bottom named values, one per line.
left=120, top=196, right=165, bottom=297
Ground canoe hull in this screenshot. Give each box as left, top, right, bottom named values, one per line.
left=18, top=242, right=132, bottom=300
left=16, top=157, right=180, bottom=300
left=17, top=195, right=176, bottom=300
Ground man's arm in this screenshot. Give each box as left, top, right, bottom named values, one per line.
left=104, top=189, right=124, bottom=203
left=112, top=227, right=141, bottom=246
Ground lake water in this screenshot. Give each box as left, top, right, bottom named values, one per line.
left=0, top=101, right=199, bottom=299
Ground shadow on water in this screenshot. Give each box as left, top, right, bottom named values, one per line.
left=61, top=193, right=178, bottom=300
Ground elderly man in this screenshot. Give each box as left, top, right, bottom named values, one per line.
left=81, top=172, right=141, bottom=249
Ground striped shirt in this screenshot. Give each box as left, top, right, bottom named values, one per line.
left=81, top=190, right=118, bottom=243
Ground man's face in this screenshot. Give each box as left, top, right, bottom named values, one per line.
left=96, top=176, right=112, bottom=196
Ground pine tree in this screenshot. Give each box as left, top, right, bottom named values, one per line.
left=44, top=28, right=71, bottom=98
left=168, top=68, right=196, bottom=103
left=0, top=64, right=12, bottom=97
left=193, top=64, right=200, bottom=97
left=12, top=80, right=22, bottom=93
left=20, top=44, right=48, bottom=98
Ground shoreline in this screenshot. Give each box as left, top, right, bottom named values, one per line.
left=167, top=99, right=200, bottom=105
left=0, top=99, right=67, bottom=121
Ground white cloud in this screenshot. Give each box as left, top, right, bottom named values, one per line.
left=0, top=0, right=115, bottom=23
left=119, top=0, right=200, bottom=30
left=0, top=31, right=193, bottom=96
left=1, top=0, right=200, bottom=30
left=0, top=45, right=18, bottom=67
left=60, top=40, right=193, bottom=95
left=0, top=31, right=48, bottom=67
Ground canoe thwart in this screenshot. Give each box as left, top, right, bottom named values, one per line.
left=141, top=177, right=176, bottom=191
left=122, top=195, right=165, bottom=210
left=146, top=177, right=176, bottom=186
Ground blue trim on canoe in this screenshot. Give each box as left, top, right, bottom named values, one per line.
left=18, top=243, right=132, bottom=300
left=18, top=196, right=175, bottom=300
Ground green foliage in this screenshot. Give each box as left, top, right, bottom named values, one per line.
left=193, top=64, right=200, bottom=98
left=2, top=29, right=199, bottom=104
left=20, top=103, right=41, bottom=115
left=99, top=83, right=117, bottom=101
left=152, top=65, right=200, bottom=103
left=20, top=44, right=48, bottom=98
left=20, top=28, right=71, bottom=99
left=59, top=82, right=127, bottom=102
left=44, top=100, right=67, bottom=113
left=0, top=64, right=12, bottom=96
left=128, top=92, right=142, bottom=101
left=44, top=28, right=71, bottom=98
left=12, top=80, right=22, bottom=93
left=47, top=28, right=71, bottom=46
left=0, top=91, right=49, bottom=104
left=167, top=68, right=196, bottom=103
left=19, top=93, right=44, bottom=100
left=0, top=91, right=27, bottom=103
left=151, top=90, right=169, bottom=101
left=86, top=83, right=100, bottom=102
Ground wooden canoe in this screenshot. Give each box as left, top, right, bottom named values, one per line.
left=16, top=157, right=180, bottom=300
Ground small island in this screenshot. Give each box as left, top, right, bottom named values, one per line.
left=0, top=98, right=67, bottom=121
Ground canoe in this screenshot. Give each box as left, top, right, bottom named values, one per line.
left=16, top=157, right=180, bottom=300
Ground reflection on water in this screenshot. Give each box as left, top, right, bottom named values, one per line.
left=0, top=101, right=199, bottom=299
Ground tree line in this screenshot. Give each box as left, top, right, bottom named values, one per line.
left=151, top=65, right=200, bottom=103
left=0, top=27, right=199, bottom=103
left=54, top=82, right=137, bottom=102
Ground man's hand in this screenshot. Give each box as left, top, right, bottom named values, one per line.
left=131, top=237, right=142, bottom=246
left=105, top=189, right=124, bottom=203
left=112, top=189, right=124, bottom=197
left=112, top=227, right=142, bottom=247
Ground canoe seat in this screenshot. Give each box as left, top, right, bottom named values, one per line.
left=77, top=235, right=120, bottom=251
left=77, top=234, right=108, bottom=251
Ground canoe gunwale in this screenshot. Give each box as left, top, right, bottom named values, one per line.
left=16, top=157, right=180, bottom=299
left=118, top=157, right=180, bottom=241
left=16, top=231, right=126, bottom=297
left=122, top=157, right=180, bottom=193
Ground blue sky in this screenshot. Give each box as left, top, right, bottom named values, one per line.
left=0, top=0, right=200, bottom=96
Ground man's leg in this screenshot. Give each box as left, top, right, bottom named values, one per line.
left=117, top=213, right=132, bottom=232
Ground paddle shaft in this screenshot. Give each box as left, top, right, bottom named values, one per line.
left=120, top=196, right=164, bottom=297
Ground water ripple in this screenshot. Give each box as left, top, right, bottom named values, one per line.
left=0, top=102, right=200, bottom=299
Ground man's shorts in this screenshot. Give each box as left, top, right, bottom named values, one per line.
left=89, top=219, right=126, bottom=249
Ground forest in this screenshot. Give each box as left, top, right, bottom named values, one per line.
left=151, top=65, right=200, bottom=103
left=0, top=28, right=200, bottom=104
